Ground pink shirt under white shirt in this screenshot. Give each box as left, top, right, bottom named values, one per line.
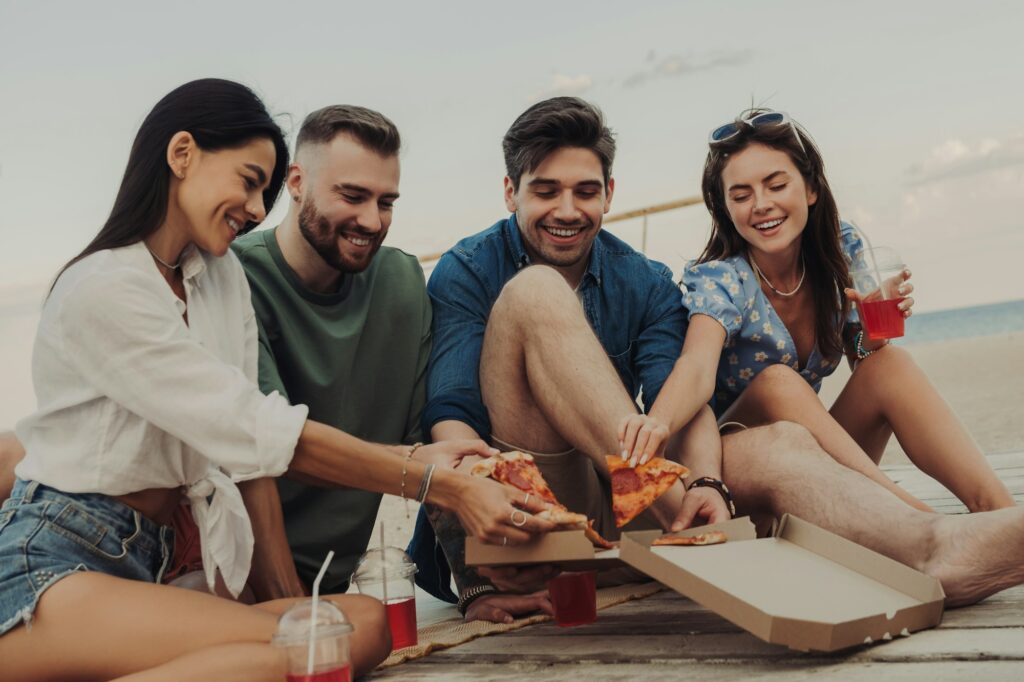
left=15, top=240, right=308, bottom=597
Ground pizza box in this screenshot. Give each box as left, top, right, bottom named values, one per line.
left=465, top=516, right=755, bottom=570
left=619, top=513, right=945, bottom=652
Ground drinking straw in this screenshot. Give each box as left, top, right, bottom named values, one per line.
left=380, top=524, right=389, bottom=606
left=307, top=550, right=336, bottom=675
left=853, top=224, right=887, bottom=300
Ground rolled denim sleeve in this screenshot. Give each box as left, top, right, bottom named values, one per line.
left=634, top=263, right=687, bottom=412
left=424, top=251, right=493, bottom=439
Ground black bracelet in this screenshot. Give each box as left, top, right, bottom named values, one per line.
left=687, top=476, right=736, bottom=518
left=457, top=584, right=498, bottom=615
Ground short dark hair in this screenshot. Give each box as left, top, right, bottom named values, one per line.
left=296, top=105, right=401, bottom=157
left=502, top=97, right=616, bottom=189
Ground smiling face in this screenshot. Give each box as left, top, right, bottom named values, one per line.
left=291, top=133, right=400, bottom=273
left=172, top=136, right=276, bottom=257
left=720, top=142, right=818, bottom=259
left=504, top=146, right=614, bottom=273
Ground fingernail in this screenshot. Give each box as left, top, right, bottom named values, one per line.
left=490, top=447, right=500, bottom=454
left=640, top=455, right=649, bottom=465
left=621, top=450, right=628, bottom=460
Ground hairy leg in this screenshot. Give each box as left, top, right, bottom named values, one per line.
left=719, top=364, right=930, bottom=511
left=722, top=422, right=1024, bottom=607
left=0, top=573, right=388, bottom=682
left=0, top=432, right=24, bottom=502
left=480, top=265, right=636, bottom=467
left=830, top=344, right=1014, bottom=512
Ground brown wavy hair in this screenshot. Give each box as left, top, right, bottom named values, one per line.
left=698, top=109, right=851, bottom=359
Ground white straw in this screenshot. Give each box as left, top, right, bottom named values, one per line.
left=380, top=524, right=388, bottom=606
left=307, top=550, right=335, bottom=675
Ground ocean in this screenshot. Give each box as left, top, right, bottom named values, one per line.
left=898, top=299, right=1024, bottom=345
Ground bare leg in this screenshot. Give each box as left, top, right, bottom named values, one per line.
left=0, top=572, right=389, bottom=681
left=830, top=344, right=1014, bottom=511
left=722, top=422, right=1024, bottom=607
left=0, top=432, right=25, bottom=502
left=480, top=265, right=636, bottom=466
left=112, top=643, right=286, bottom=682
left=719, top=365, right=932, bottom=511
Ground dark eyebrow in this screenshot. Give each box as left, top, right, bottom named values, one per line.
left=244, top=163, right=268, bottom=185
left=727, top=170, right=790, bottom=193
left=526, top=178, right=604, bottom=189
left=332, top=182, right=400, bottom=200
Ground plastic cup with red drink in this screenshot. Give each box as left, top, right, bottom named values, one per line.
left=271, top=599, right=353, bottom=682
left=352, top=547, right=418, bottom=651
left=547, top=570, right=597, bottom=627
left=850, top=246, right=908, bottom=341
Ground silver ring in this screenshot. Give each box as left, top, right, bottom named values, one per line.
left=510, top=510, right=528, bottom=527
left=524, top=492, right=532, bottom=506
left=503, top=536, right=508, bottom=546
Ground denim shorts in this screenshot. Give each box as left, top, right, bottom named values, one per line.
left=0, top=478, right=173, bottom=636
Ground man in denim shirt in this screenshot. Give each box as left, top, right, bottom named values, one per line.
left=410, top=97, right=729, bottom=622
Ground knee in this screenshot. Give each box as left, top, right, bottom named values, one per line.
left=747, top=364, right=814, bottom=398
left=345, top=595, right=391, bottom=673
left=757, top=421, right=827, bottom=468
left=493, top=265, right=575, bottom=322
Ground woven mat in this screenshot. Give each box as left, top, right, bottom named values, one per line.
left=379, top=581, right=664, bottom=668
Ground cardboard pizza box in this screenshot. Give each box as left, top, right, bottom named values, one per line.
left=465, top=516, right=756, bottom=570
left=619, top=514, right=945, bottom=652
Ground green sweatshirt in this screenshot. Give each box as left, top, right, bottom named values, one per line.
left=232, top=227, right=430, bottom=592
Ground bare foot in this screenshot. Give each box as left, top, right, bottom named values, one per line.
left=924, top=506, right=1024, bottom=607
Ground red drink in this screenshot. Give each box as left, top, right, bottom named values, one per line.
left=286, top=666, right=351, bottom=682
left=860, top=298, right=905, bottom=340
left=385, top=598, right=418, bottom=650
left=548, top=571, right=597, bottom=627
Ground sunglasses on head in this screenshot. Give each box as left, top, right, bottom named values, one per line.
left=708, top=111, right=806, bottom=155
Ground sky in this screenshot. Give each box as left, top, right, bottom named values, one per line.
left=1, top=0, right=1023, bottom=427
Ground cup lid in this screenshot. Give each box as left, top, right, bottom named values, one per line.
left=272, top=599, right=353, bottom=647
left=352, top=546, right=417, bottom=582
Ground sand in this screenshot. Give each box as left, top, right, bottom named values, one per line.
left=372, top=332, right=1024, bottom=551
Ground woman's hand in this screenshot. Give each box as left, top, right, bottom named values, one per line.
left=845, top=267, right=915, bottom=319
left=464, top=591, right=554, bottom=624
left=618, top=413, right=670, bottom=467
left=412, top=439, right=498, bottom=469
left=452, top=475, right=556, bottom=545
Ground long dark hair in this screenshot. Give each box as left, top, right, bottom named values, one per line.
left=53, top=78, right=288, bottom=287
left=698, top=109, right=850, bottom=359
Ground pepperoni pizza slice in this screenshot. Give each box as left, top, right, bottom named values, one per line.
left=472, top=451, right=614, bottom=548
left=652, top=530, right=727, bottom=546
left=605, top=456, right=689, bottom=528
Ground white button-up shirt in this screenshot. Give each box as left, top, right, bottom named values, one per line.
left=15, top=241, right=308, bottom=597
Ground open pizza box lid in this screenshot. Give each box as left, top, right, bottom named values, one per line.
left=619, top=513, right=945, bottom=652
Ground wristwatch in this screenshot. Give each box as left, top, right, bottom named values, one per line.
left=687, top=476, right=736, bottom=518
left=457, top=584, right=497, bottom=614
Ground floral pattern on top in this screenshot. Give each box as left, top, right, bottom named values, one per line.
left=681, top=221, right=864, bottom=416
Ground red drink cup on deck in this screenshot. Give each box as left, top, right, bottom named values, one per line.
left=850, top=246, right=907, bottom=341
left=271, top=599, right=353, bottom=682
left=352, top=547, right=419, bottom=651
left=548, top=570, right=597, bottom=627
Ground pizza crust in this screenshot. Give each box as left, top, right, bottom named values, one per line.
left=652, top=530, right=727, bottom=546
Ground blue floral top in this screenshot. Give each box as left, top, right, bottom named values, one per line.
left=681, top=222, right=864, bottom=416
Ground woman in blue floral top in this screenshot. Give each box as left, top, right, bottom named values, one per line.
left=619, top=109, right=1013, bottom=514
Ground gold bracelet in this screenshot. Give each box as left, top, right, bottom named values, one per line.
left=401, top=443, right=423, bottom=518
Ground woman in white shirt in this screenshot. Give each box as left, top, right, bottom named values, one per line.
left=0, top=79, right=553, bottom=681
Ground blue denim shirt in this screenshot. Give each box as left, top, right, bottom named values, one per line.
left=423, top=214, right=687, bottom=439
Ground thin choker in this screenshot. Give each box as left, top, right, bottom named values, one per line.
left=750, top=256, right=805, bottom=297
left=146, top=245, right=183, bottom=271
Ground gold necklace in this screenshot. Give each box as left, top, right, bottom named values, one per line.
left=750, top=256, right=805, bottom=297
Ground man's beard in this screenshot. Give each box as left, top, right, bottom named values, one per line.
left=297, top=196, right=378, bottom=274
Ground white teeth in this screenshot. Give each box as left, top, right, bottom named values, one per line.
left=754, top=218, right=784, bottom=230
left=226, top=217, right=241, bottom=233
left=346, top=235, right=371, bottom=246
left=546, top=227, right=581, bottom=238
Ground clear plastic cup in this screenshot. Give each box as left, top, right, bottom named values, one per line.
left=547, top=570, right=597, bottom=627
left=352, top=546, right=418, bottom=651
left=271, top=599, right=353, bottom=682
left=849, top=246, right=907, bottom=340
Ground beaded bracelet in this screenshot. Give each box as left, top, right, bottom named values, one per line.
left=854, top=330, right=885, bottom=361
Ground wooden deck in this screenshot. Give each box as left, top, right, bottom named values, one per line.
left=370, top=452, right=1024, bottom=680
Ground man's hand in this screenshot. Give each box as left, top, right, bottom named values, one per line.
left=617, top=414, right=670, bottom=467
left=477, top=564, right=559, bottom=593
left=464, top=591, right=553, bottom=624
left=670, top=486, right=730, bottom=532
left=413, top=439, right=499, bottom=469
